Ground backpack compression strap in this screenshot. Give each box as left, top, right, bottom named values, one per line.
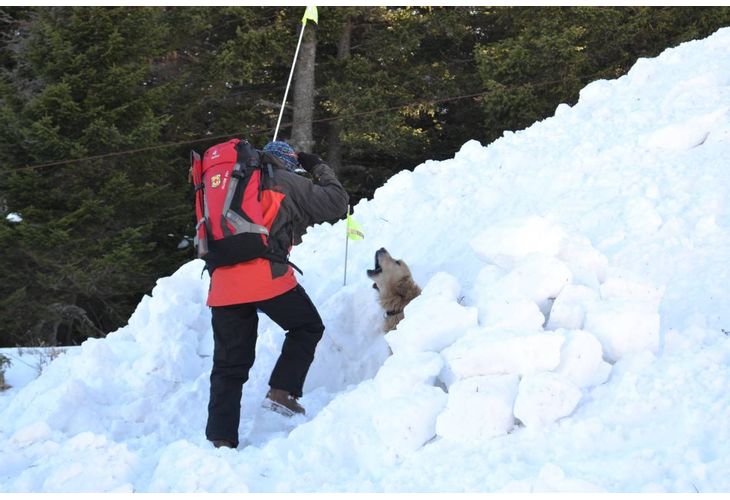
left=219, top=143, right=269, bottom=239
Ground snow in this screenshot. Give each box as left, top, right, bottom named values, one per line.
left=2, top=28, right=730, bottom=492
left=436, top=374, right=519, bottom=441
left=513, top=371, right=583, bottom=429
left=385, top=272, right=477, bottom=355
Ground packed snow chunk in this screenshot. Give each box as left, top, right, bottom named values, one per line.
left=148, top=440, right=246, bottom=493
left=385, top=273, right=478, bottom=355
left=418, top=271, right=462, bottom=301
left=11, top=421, right=53, bottom=447
left=645, top=108, right=726, bottom=151
left=24, top=432, right=138, bottom=493
left=436, top=374, right=519, bottom=441
left=372, top=385, right=448, bottom=455
left=546, top=284, right=600, bottom=330
left=533, top=463, right=605, bottom=492
left=584, top=300, right=660, bottom=362
left=470, top=216, right=566, bottom=270
left=473, top=264, right=506, bottom=290
left=493, top=253, right=573, bottom=310
left=557, top=234, right=608, bottom=289
left=471, top=261, right=557, bottom=330
left=6, top=212, right=22, bottom=223
left=513, top=372, right=582, bottom=428
left=440, top=328, right=564, bottom=386
left=455, top=138, right=488, bottom=160
left=600, top=269, right=664, bottom=309
left=554, top=329, right=612, bottom=388
left=373, top=351, right=443, bottom=399
left=577, top=78, right=615, bottom=105
left=472, top=265, right=544, bottom=330
left=475, top=294, right=545, bottom=331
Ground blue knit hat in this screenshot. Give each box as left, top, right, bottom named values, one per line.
left=263, top=141, right=299, bottom=171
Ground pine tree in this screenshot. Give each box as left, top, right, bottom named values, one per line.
left=0, top=7, right=190, bottom=346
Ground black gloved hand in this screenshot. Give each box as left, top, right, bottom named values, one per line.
left=297, top=152, right=322, bottom=172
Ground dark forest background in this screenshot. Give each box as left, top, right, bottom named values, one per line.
left=1, top=6, right=728, bottom=347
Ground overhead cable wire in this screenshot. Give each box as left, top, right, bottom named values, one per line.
left=11, top=68, right=615, bottom=173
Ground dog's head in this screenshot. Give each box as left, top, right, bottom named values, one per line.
left=366, top=247, right=413, bottom=293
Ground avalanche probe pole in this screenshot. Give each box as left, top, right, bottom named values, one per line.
left=273, top=7, right=318, bottom=142
left=343, top=206, right=350, bottom=286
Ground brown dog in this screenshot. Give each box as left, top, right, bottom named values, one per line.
left=367, top=248, right=422, bottom=332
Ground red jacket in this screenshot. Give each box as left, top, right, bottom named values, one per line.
left=207, top=159, right=348, bottom=306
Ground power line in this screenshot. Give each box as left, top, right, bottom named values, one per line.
left=11, top=89, right=494, bottom=172
left=11, top=68, right=614, bottom=173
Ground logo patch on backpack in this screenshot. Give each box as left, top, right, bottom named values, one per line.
left=210, top=174, right=221, bottom=189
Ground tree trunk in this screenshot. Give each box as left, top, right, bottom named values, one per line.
left=290, top=25, right=316, bottom=152
left=327, top=18, right=353, bottom=172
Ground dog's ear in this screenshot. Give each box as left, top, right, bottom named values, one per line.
left=393, top=276, right=414, bottom=298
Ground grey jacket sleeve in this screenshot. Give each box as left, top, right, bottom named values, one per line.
left=273, top=162, right=349, bottom=247
left=304, top=162, right=350, bottom=223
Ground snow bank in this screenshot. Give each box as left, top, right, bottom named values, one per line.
left=2, top=26, right=730, bottom=493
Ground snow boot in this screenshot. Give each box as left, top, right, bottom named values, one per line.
left=262, top=388, right=306, bottom=417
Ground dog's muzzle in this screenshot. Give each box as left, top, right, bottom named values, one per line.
left=366, top=247, right=388, bottom=277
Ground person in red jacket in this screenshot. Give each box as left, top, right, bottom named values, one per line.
left=205, top=141, right=348, bottom=449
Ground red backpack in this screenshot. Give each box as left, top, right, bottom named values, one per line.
left=190, top=138, right=274, bottom=272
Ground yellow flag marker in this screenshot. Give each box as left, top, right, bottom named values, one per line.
left=346, top=213, right=364, bottom=241
left=302, top=6, right=318, bottom=25
left=344, top=208, right=363, bottom=285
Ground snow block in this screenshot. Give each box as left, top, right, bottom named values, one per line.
left=440, top=328, right=564, bottom=387
left=419, top=271, right=463, bottom=301
left=600, top=270, right=664, bottom=309
left=371, top=385, right=447, bottom=455
left=472, top=265, right=546, bottom=330
left=494, top=253, right=573, bottom=309
left=584, top=299, right=660, bottom=362
left=554, top=329, right=612, bottom=388
left=513, top=372, right=582, bottom=428
left=474, top=264, right=506, bottom=290
left=546, top=284, right=600, bottom=331
left=373, top=351, right=444, bottom=399
left=557, top=234, right=608, bottom=289
left=385, top=274, right=478, bottom=355
left=435, top=374, right=519, bottom=441
left=476, top=294, right=545, bottom=331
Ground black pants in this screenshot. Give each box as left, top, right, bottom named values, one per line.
left=205, top=284, right=324, bottom=446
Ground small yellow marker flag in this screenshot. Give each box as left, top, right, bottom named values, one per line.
left=302, top=6, right=318, bottom=25
left=346, top=213, right=364, bottom=241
